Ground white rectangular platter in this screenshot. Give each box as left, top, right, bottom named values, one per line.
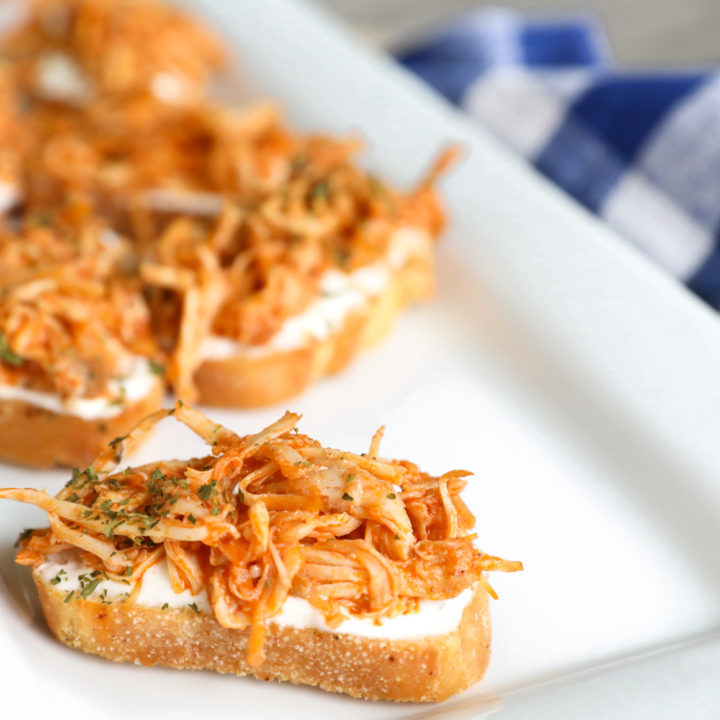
left=2, top=1, right=720, bottom=717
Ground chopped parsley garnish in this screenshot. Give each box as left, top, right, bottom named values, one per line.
left=0, top=332, right=22, bottom=366
left=342, top=493, right=354, bottom=502
left=125, top=565, right=133, bottom=577
left=67, top=467, right=81, bottom=487
left=79, top=578, right=102, bottom=598
left=187, top=513, right=197, bottom=524
left=109, top=434, right=128, bottom=449
left=162, top=603, right=169, bottom=610
left=387, top=493, right=396, bottom=500
left=198, top=480, right=216, bottom=502
left=148, top=360, right=166, bottom=376
left=63, top=590, right=75, bottom=603
left=290, top=153, right=308, bottom=174
left=150, top=467, right=164, bottom=482
left=188, top=602, right=200, bottom=614
left=50, top=569, right=67, bottom=585
left=309, top=179, right=330, bottom=201
left=14, top=528, right=34, bottom=548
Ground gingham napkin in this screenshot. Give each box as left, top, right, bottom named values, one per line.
left=397, top=9, right=720, bottom=309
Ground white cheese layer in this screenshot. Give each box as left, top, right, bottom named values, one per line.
left=35, top=52, right=194, bottom=106
left=143, top=188, right=225, bottom=216
left=37, top=552, right=473, bottom=640
left=35, top=52, right=90, bottom=103
left=201, top=226, right=431, bottom=360
left=0, top=356, right=158, bottom=420
left=0, top=181, right=20, bottom=213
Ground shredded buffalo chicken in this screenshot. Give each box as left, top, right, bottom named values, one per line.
left=0, top=217, right=156, bottom=399
left=0, top=0, right=452, bottom=403
left=2, top=404, right=522, bottom=666
left=3, top=0, right=226, bottom=103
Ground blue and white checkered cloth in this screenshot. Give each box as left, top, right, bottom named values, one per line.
left=397, top=9, right=720, bottom=309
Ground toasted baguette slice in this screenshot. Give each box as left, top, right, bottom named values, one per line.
left=193, top=244, right=434, bottom=408
left=0, top=380, right=164, bottom=468
left=33, top=569, right=490, bottom=703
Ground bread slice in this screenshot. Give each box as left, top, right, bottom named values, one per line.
left=33, top=568, right=490, bottom=703
left=193, top=245, right=435, bottom=408
left=0, top=379, right=164, bottom=468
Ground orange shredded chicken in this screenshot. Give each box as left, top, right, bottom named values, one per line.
left=3, top=0, right=226, bottom=104
left=0, top=217, right=157, bottom=400
left=0, top=0, right=453, bottom=404
left=2, top=404, right=522, bottom=667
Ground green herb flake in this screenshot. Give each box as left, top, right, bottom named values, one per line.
left=342, top=493, right=354, bottom=502
left=187, top=513, right=197, bottom=524
left=67, top=467, right=81, bottom=488
left=13, top=528, right=34, bottom=548
left=188, top=602, right=200, bottom=615
left=198, top=480, right=216, bottom=502
left=79, top=578, right=102, bottom=599
left=63, top=590, right=75, bottom=604
left=309, top=179, right=330, bottom=201
left=162, top=602, right=169, bottom=610
left=0, top=332, right=23, bottom=366
left=125, top=565, right=133, bottom=577
left=148, top=360, right=166, bottom=376
left=109, top=434, right=128, bottom=449
left=387, top=492, right=397, bottom=500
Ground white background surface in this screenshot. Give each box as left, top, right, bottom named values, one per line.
left=2, top=0, right=720, bottom=717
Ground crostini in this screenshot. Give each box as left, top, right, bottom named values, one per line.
left=1, top=404, right=522, bottom=701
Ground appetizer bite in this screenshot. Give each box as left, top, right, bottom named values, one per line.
left=0, top=0, right=453, bottom=467
left=1, top=404, right=522, bottom=701
left=3, top=0, right=226, bottom=106
left=0, top=216, right=164, bottom=466
left=140, top=140, right=451, bottom=405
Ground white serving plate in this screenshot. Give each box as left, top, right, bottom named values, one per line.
left=3, top=0, right=720, bottom=717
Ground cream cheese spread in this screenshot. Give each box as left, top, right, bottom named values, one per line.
left=37, top=551, right=473, bottom=640
left=0, top=356, right=158, bottom=420
left=200, top=226, right=431, bottom=361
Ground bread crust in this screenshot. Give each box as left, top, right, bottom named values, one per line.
left=33, top=570, right=490, bottom=702
left=0, top=379, right=164, bottom=468
left=193, top=251, right=434, bottom=408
